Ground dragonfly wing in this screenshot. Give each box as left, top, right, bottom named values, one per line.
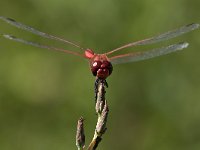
left=106, top=23, right=199, bottom=55
left=110, top=42, right=188, bottom=64
left=1, top=34, right=84, bottom=57
left=0, top=16, right=82, bottom=49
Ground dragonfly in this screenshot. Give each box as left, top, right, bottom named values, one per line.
left=0, top=16, right=199, bottom=81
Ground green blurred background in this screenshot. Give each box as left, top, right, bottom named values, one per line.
left=0, top=0, right=200, bottom=149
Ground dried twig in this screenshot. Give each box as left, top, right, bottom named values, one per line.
left=76, top=117, right=85, bottom=150
left=88, top=102, right=109, bottom=150
left=76, top=79, right=109, bottom=150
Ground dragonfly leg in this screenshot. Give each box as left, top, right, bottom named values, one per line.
left=104, top=80, right=108, bottom=88
left=94, top=78, right=100, bottom=101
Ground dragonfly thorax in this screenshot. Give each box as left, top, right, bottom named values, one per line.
left=85, top=49, right=95, bottom=59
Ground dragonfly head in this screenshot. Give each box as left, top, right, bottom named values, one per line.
left=90, top=54, right=113, bottom=79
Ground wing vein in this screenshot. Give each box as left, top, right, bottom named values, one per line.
left=1, top=34, right=84, bottom=57
left=110, top=42, right=188, bottom=64
left=0, top=16, right=83, bottom=49
left=106, top=23, right=199, bottom=55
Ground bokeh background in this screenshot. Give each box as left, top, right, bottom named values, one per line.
left=0, top=0, right=200, bottom=150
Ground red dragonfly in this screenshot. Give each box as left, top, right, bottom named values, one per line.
left=0, top=16, right=199, bottom=80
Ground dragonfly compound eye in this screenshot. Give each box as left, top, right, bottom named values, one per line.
left=91, top=61, right=102, bottom=76
left=91, top=60, right=113, bottom=79
left=101, top=61, right=113, bottom=75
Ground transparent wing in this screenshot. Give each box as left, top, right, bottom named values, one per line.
left=1, top=34, right=84, bottom=57
left=109, top=42, right=188, bottom=64
left=106, top=23, right=199, bottom=55
left=0, top=16, right=82, bottom=49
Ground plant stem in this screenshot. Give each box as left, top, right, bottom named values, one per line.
left=76, top=79, right=109, bottom=150
left=88, top=79, right=109, bottom=150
